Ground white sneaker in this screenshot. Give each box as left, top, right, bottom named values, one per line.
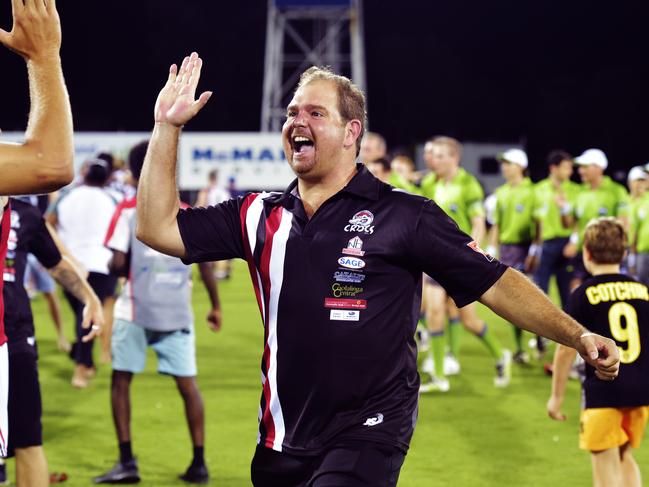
left=420, top=374, right=450, bottom=393
left=494, top=349, right=512, bottom=388
left=444, top=353, right=461, bottom=376
left=421, top=356, right=435, bottom=375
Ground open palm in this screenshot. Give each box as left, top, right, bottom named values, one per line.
left=154, top=52, right=212, bottom=127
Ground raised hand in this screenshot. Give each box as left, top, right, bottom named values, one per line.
left=0, top=0, right=62, bottom=62
left=154, top=52, right=213, bottom=127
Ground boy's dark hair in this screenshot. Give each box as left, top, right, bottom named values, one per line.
left=546, top=150, right=572, bottom=168
left=583, top=217, right=627, bottom=264
left=128, top=141, right=149, bottom=181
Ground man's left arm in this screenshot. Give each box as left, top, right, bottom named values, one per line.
left=198, top=261, right=221, bottom=332
left=48, top=256, right=104, bottom=342
left=479, top=267, right=619, bottom=380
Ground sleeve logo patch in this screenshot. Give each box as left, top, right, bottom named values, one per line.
left=467, top=240, right=495, bottom=262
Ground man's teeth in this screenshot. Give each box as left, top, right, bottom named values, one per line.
left=293, top=136, right=311, bottom=143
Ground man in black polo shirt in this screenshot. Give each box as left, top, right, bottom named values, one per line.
left=3, top=197, right=103, bottom=486
left=136, top=52, right=620, bottom=486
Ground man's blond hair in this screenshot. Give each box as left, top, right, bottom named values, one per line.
left=297, top=66, right=366, bottom=156
left=427, top=136, right=463, bottom=159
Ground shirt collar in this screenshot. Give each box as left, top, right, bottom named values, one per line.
left=266, top=163, right=383, bottom=207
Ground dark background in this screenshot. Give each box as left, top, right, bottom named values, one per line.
left=1, top=0, right=647, bottom=181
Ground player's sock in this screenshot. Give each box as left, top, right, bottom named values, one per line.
left=119, top=441, right=134, bottom=464
left=511, top=325, right=523, bottom=352
left=191, top=446, right=205, bottom=468
left=430, top=331, right=446, bottom=378
left=477, top=323, right=503, bottom=360
left=448, top=317, right=462, bottom=357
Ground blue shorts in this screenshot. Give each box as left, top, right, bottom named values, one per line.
left=24, top=254, right=56, bottom=293
left=111, top=319, right=197, bottom=377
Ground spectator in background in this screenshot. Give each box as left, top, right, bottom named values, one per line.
left=629, top=165, right=649, bottom=286
left=3, top=196, right=103, bottom=487
left=195, top=169, right=233, bottom=279
left=47, top=160, right=120, bottom=387
left=562, top=149, right=629, bottom=289
left=489, top=149, right=536, bottom=364
left=196, top=169, right=231, bottom=207
left=627, top=166, right=648, bottom=217
left=94, top=141, right=221, bottom=485
left=358, top=131, right=386, bottom=164
left=419, top=136, right=510, bottom=391
left=532, top=151, right=581, bottom=311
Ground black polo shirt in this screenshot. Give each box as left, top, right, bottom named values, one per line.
left=177, top=164, right=506, bottom=455
left=568, top=273, right=649, bottom=408
left=3, top=198, right=61, bottom=356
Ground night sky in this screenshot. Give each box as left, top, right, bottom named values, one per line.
left=1, top=0, right=647, bottom=180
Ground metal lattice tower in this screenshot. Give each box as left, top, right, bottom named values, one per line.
left=261, top=0, right=366, bottom=132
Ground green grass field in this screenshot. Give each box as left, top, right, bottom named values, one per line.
left=5, top=260, right=647, bottom=486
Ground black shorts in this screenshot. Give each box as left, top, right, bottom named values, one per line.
left=6, top=352, right=42, bottom=456
left=250, top=441, right=405, bottom=487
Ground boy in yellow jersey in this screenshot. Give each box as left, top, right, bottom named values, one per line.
left=547, top=217, right=649, bottom=487
left=419, top=136, right=510, bottom=391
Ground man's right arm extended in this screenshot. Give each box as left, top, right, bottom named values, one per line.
left=136, top=52, right=212, bottom=257
left=0, top=0, right=74, bottom=194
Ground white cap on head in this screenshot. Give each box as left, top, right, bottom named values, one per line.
left=498, top=148, right=528, bottom=169
left=574, top=148, right=608, bottom=169
left=628, top=166, right=649, bottom=182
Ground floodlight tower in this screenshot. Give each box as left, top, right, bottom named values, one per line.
left=261, top=0, right=366, bottom=132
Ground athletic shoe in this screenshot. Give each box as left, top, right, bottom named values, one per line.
left=443, top=353, right=461, bottom=376
left=419, top=374, right=450, bottom=393
left=93, top=459, right=140, bottom=484
left=513, top=350, right=530, bottom=365
left=494, top=350, right=512, bottom=388
left=421, top=356, right=435, bottom=375
left=179, top=464, right=209, bottom=484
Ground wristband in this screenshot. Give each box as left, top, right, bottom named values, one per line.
left=528, top=244, right=540, bottom=257
left=569, top=233, right=579, bottom=245
left=560, top=203, right=572, bottom=216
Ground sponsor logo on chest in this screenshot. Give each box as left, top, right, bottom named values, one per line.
left=330, top=309, right=360, bottom=321
left=338, top=256, right=365, bottom=269
left=344, top=210, right=375, bottom=234
left=342, top=236, right=365, bottom=256
left=324, top=297, right=367, bottom=309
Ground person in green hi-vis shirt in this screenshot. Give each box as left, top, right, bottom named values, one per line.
left=562, top=149, right=630, bottom=289
left=418, top=136, right=511, bottom=393
left=531, top=150, right=582, bottom=359
left=629, top=165, right=649, bottom=286
left=488, top=149, right=537, bottom=364
left=365, top=156, right=422, bottom=195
